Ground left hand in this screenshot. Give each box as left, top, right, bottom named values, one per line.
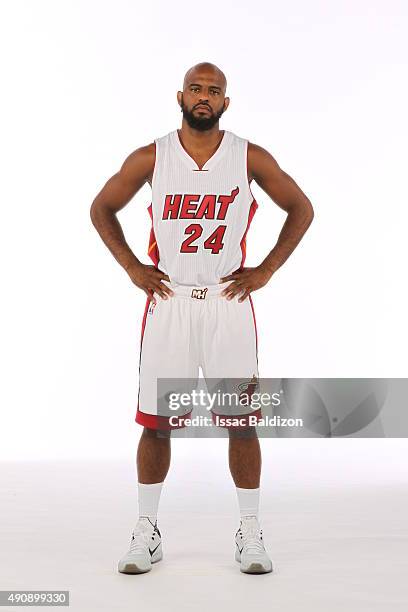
left=219, top=266, right=273, bottom=302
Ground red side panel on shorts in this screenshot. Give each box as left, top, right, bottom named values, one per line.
left=135, top=203, right=160, bottom=425
left=136, top=297, right=151, bottom=418
left=135, top=290, right=192, bottom=430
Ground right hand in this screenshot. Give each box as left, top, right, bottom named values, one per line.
left=126, top=263, right=174, bottom=303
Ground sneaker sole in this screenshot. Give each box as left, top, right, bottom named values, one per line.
left=235, top=551, right=273, bottom=574
left=118, top=552, right=163, bottom=574
left=118, top=562, right=151, bottom=574
left=240, top=562, right=273, bottom=574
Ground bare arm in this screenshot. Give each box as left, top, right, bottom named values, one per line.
left=221, top=142, right=314, bottom=301
left=248, top=142, right=314, bottom=274
left=90, top=144, right=173, bottom=301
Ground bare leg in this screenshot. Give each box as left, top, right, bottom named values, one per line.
left=137, top=427, right=171, bottom=484
left=228, top=427, right=261, bottom=488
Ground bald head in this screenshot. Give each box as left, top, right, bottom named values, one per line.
left=182, top=62, right=227, bottom=94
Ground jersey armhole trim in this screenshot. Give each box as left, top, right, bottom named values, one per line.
left=245, top=139, right=257, bottom=204
left=150, top=139, right=159, bottom=196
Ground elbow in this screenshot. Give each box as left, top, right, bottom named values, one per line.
left=289, top=198, right=314, bottom=225
left=305, top=199, right=314, bottom=226
left=90, top=200, right=100, bottom=227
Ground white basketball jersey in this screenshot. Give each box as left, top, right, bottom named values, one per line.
left=147, top=129, right=258, bottom=286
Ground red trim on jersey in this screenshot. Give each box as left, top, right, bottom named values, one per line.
left=246, top=140, right=257, bottom=202
left=239, top=198, right=258, bottom=268
left=242, top=140, right=259, bottom=266
left=147, top=203, right=160, bottom=266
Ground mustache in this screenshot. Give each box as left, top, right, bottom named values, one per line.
left=194, top=104, right=212, bottom=111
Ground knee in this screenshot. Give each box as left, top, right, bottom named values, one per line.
left=142, top=426, right=171, bottom=439
left=228, top=426, right=258, bottom=440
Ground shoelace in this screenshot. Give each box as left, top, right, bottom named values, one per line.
left=129, top=525, right=153, bottom=554
left=241, top=520, right=265, bottom=554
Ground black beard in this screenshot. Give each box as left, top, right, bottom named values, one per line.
left=181, top=101, right=225, bottom=131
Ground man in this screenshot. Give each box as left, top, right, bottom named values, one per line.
left=90, top=62, right=314, bottom=575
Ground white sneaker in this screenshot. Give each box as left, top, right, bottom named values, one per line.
left=235, top=516, right=273, bottom=574
left=118, top=517, right=163, bottom=574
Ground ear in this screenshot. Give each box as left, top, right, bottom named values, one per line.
left=177, top=91, right=183, bottom=109
left=223, top=97, right=230, bottom=112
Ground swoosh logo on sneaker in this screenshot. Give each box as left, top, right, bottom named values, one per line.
left=149, top=542, right=161, bottom=557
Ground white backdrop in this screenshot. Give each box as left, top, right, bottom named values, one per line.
left=1, top=0, right=407, bottom=460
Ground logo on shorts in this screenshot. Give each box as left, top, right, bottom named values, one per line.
left=238, top=374, right=259, bottom=401
left=191, top=288, right=208, bottom=299
left=147, top=301, right=157, bottom=315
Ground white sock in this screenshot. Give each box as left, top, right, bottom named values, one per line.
left=236, top=486, right=260, bottom=519
left=138, top=481, right=164, bottom=523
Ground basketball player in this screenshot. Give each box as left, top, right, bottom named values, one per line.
left=90, top=62, right=314, bottom=574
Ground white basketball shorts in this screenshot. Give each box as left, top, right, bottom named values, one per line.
left=135, top=280, right=262, bottom=430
